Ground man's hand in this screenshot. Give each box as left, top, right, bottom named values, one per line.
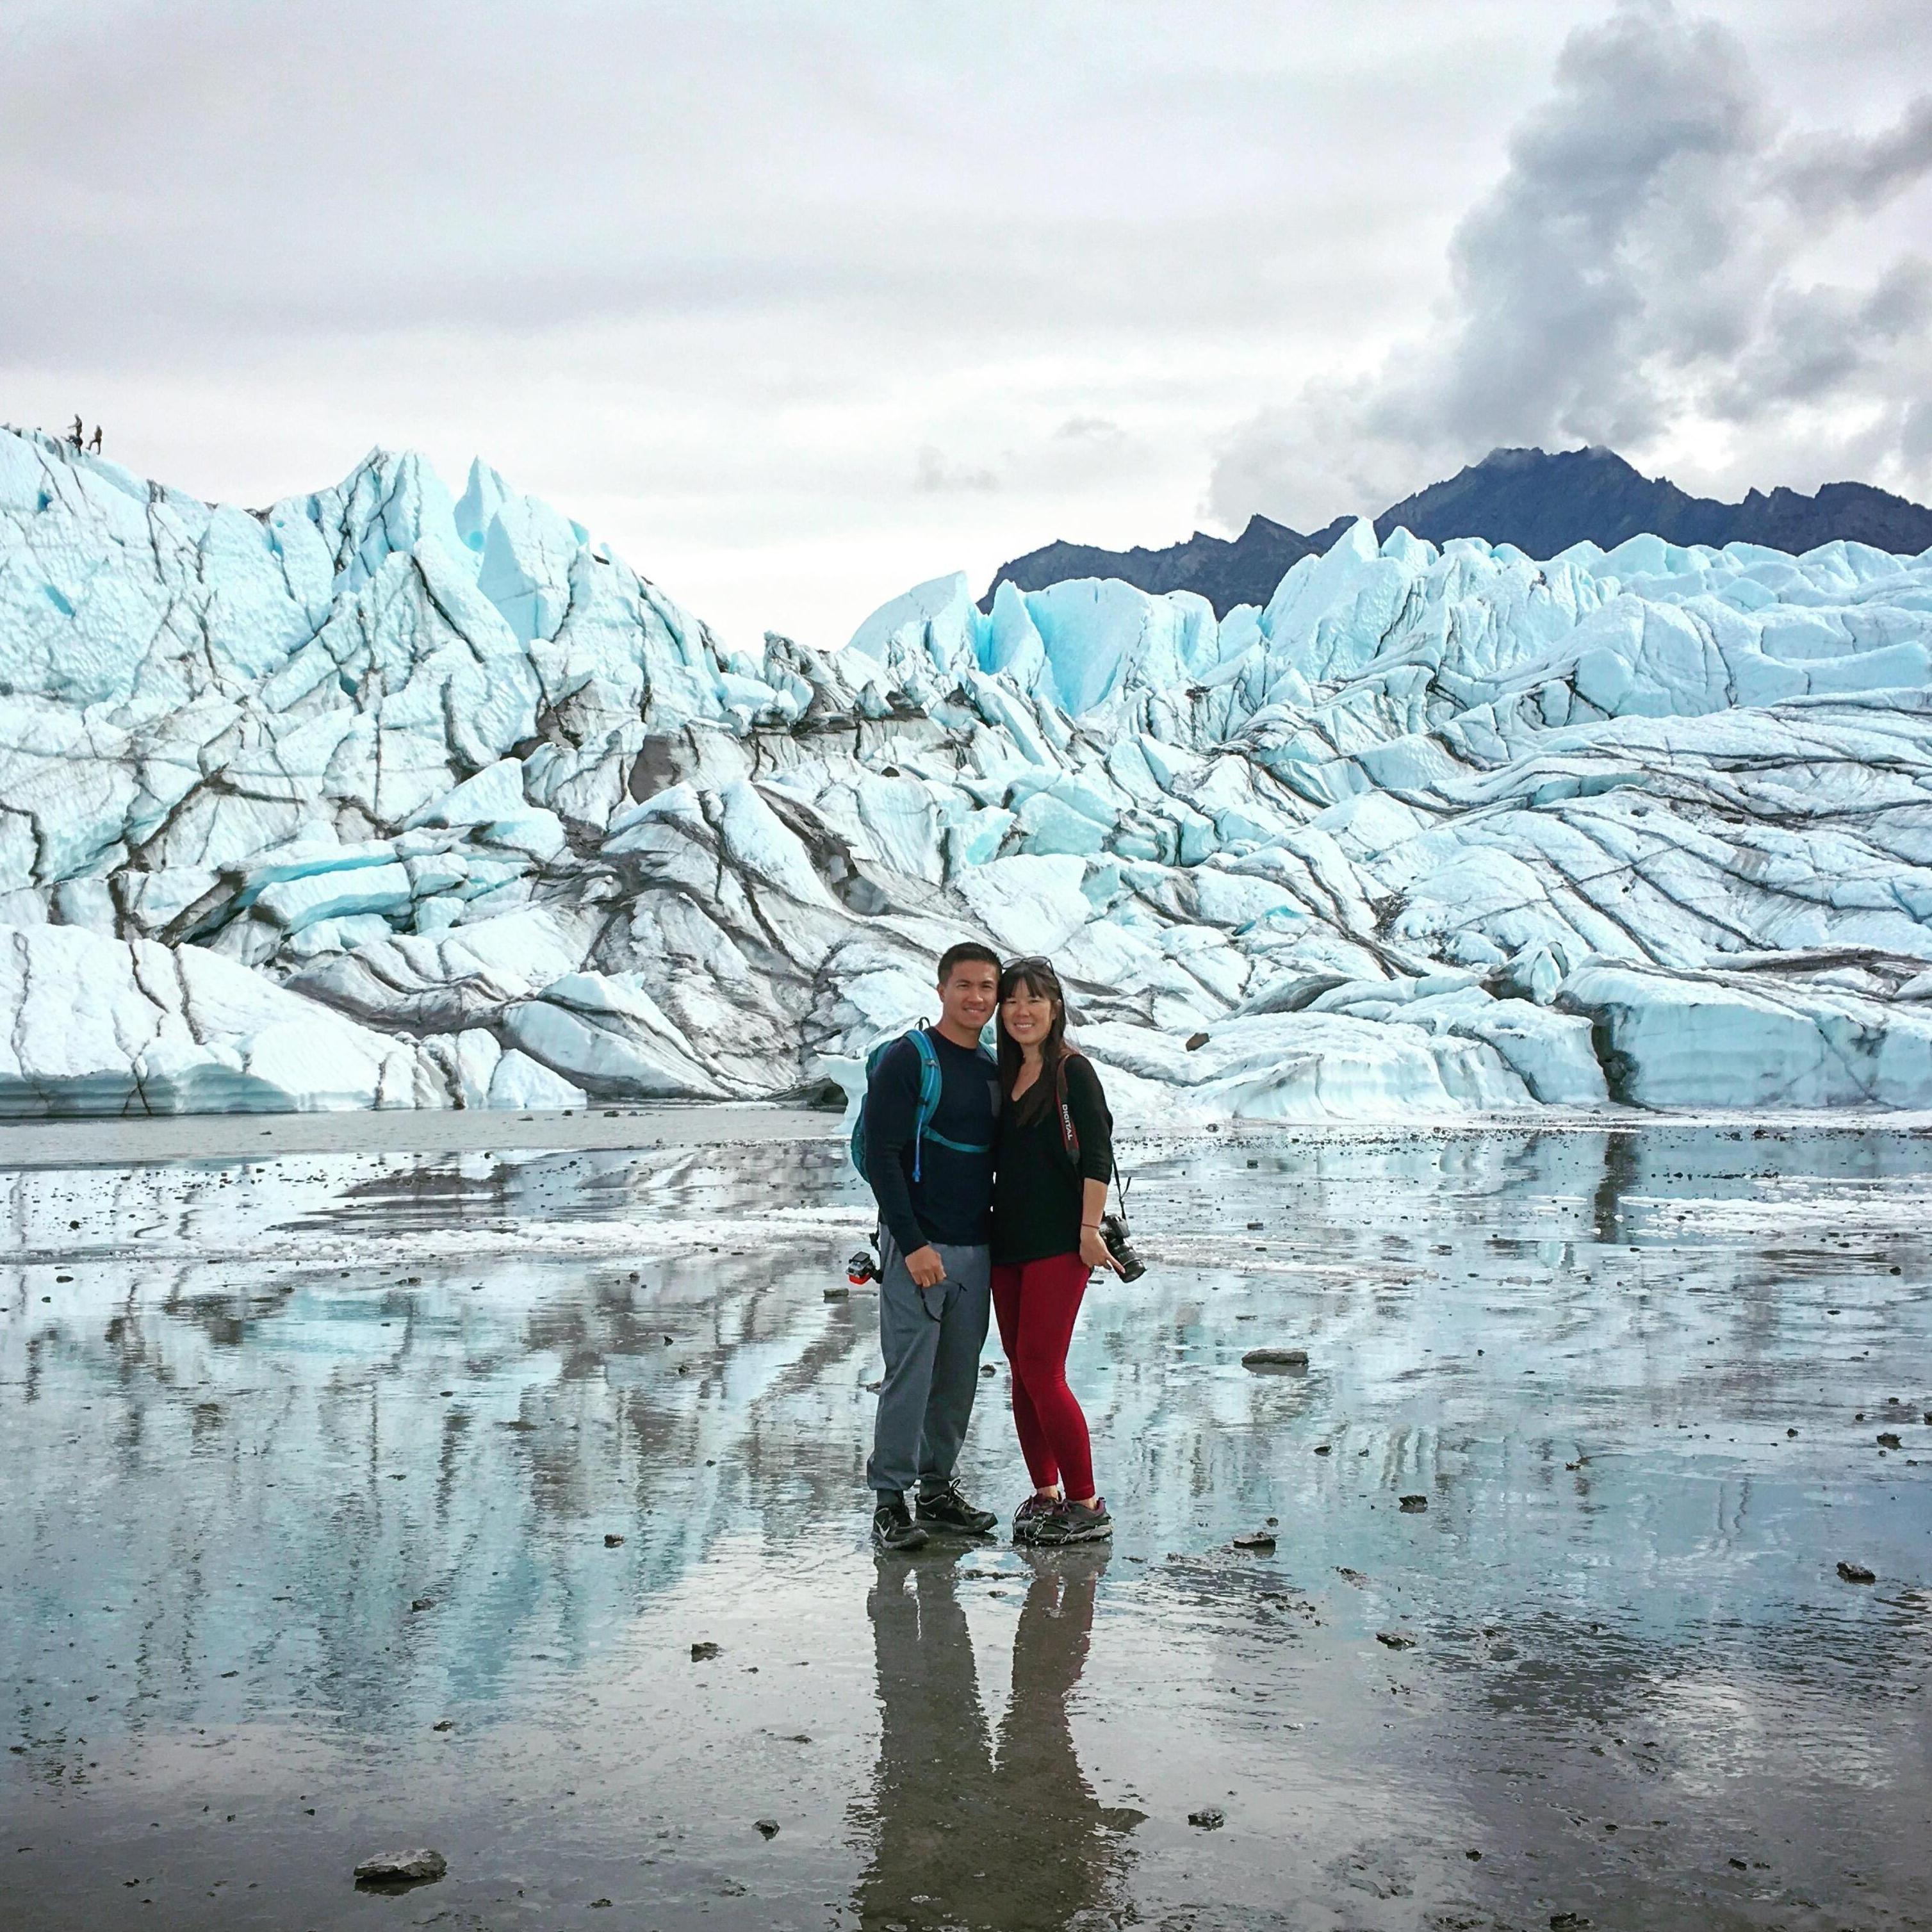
left=905, top=1245, right=947, bottom=1289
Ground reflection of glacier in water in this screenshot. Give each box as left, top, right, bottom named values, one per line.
left=2, top=1120, right=1929, bottom=1929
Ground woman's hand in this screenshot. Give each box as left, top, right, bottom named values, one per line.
left=1080, top=1224, right=1122, bottom=1275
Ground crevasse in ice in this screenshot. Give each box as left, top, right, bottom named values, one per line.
left=5, top=424, right=1932, bottom=1119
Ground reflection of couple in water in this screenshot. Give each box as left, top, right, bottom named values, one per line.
left=855, top=1544, right=1138, bottom=1931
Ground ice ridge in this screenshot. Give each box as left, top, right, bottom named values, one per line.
left=5, top=422, right=1932, bottom=1120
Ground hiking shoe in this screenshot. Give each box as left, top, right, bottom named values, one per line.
left=1011, top=1493, right=1060, bottom=1544
left=916, top=1482, right=997, bottom=1535
left=1029, top=1496, right=1113, bottom=1546
left=871, top=1498, right=928, bottom=1553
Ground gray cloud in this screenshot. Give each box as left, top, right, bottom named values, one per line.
left=1712, top=258, right=1932, bottom=416
left=0, top=0, right=1483, bottom=361
left=1778, top=95, right=1932, bottom=215
left=1211, top=0, right=1932, bottom=529
left=1904, top=398, right=1932, bottom=464
left=913, top=446, right=999, bottom=495
left=1054, top=416, right=1125, bottom=443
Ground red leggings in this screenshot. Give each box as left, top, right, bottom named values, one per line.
left=990, top=1252, right=1093, bottom=1502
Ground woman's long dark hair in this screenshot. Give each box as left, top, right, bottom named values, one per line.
left=997, top=958, right=1070, bottom=1124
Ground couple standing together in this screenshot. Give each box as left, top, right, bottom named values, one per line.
left=862, top=942, right=1122, bottom=1554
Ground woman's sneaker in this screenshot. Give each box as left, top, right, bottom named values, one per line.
left=1030, top=1496, right=1113, bottom=1545
left=1011, top=1493, right=1060, bottom=1544
left=915, top=1482, right=997, bottom=1535
left=871, top=1497, right=928, bottom=1553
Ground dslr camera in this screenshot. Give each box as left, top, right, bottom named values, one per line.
left=1097, top=1211, right=1145, bottom=1282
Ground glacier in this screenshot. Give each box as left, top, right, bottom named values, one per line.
left=5, top=422, right=1932, bottom=1121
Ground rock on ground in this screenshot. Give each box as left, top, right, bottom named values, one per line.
left=352, top=1848, right=446, bottom=1885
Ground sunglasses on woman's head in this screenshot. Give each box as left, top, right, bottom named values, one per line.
left=1003, top=958, right=1060, bottom=985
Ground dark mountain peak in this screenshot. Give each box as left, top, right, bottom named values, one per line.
left=978, top=512, right=1318, bottom=616
left=979, top=447, right=1932, bottom=619
left=1476, top=443, right=1625, bottom=471
left=1473, top=445, right=1565, bottom=472
left=1375, top=446, right=1932, bottom=559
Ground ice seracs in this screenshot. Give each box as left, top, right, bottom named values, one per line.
left=4, top=421, right=1932, bottom=1118
left=0, top=923, right=425, bottom=1115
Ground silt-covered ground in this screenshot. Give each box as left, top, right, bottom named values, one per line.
left=1, top=1116, right=1928, bottom=1930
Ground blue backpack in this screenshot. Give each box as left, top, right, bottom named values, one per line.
left=850, top=1027, right=994, bottom=1184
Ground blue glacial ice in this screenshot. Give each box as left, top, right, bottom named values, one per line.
left=5, top=422, right=1932, bottom=1119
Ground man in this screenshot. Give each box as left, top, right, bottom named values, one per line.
left=862, top=942, right=1003, bottom=1552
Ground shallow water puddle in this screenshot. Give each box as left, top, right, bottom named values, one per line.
left=2, top=1122, right=1928, bottom=1929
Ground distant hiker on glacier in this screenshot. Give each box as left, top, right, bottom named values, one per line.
left=88, top=425, right=102, bottom=454
left=855, top=942, right=1003, bottom=1553
left=69, top=415, right=84, bottom=450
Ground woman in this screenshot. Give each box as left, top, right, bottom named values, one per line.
left=990, top=956, right=1121, bottom=1546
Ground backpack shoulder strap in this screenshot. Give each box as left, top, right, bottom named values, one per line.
left=854, top=1031, right=916, bottom=1179
left=907, top=1027, right=942, bottom=1183
left=907, top=1027, right=941, bottom=1105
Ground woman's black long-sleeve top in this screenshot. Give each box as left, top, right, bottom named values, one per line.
left=991, top=1052, right=1113, bottom=1266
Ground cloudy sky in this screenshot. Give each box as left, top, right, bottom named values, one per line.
left=5, top=0, right=1929, bottom=649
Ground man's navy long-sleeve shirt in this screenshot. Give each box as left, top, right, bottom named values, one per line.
left=865, top=1028, right=997, bottom=1254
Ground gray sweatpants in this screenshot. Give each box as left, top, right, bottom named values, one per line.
left=865, top=1232, right=992, bottom=1501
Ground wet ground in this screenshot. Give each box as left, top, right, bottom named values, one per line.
left=2, top=1118, right=1929, bottom=1931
